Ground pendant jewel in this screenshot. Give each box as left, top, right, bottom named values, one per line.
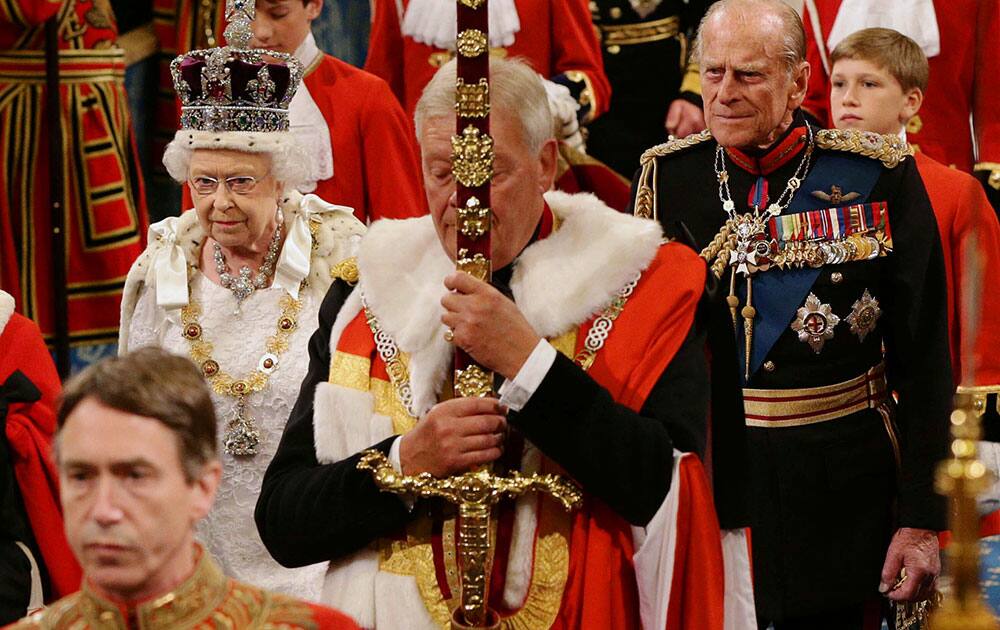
left=714, top=122, right=815, bottom=277
left=224, top=396, right=261, bottom=456
left=179, top=280, right=304, bottom=456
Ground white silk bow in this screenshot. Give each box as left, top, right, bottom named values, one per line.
left=149, top=216, right=189, bottom=310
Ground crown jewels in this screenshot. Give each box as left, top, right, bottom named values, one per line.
left=169, top=0, right=303, bottom=134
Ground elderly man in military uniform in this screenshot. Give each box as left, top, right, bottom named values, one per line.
left=587, top=0, right=711, bottom=178
left=632, top=0, right=951, bottom=627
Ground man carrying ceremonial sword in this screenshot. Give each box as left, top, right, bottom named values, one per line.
left=256, top=2, right=753, bottom=627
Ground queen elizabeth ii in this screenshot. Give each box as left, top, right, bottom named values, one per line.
left=118, top=2, right=364, bottom=600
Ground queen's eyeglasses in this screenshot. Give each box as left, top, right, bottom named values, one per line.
left=189, top=173, right=269, bottom=196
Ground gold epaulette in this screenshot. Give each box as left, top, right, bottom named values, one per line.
left=329, top=257, right=359, bottom=285
left=639, top=129, right=713, bottom=166
left=815, top=129, right=913, bottom=169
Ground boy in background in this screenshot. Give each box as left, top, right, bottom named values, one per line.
left=250, top=0, right=426, bottom=221
left=829, top=27, right=1000, bottom=529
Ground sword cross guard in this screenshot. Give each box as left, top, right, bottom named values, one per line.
left=357, top=449, right=582, bottom=628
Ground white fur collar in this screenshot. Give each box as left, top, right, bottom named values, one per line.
left=0, top=290, right=14, bottom=334
left=351, top=190, right=662, bottom=416
left=119, top=192, right=364, bottom=352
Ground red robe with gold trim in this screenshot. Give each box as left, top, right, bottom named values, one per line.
left=0, top=0, right=148, bottom=360
left=5, top=547, right=358, bottom=630
left=802, top=0, right=1000, bottom=178
left=256, top=191, right=754, bottom=629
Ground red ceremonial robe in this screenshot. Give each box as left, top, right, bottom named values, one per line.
left=914, top=153, right=1000, bottom=536
left=300, top=53, right=427, bottom=222
left=310, top=191, right=749, bottom=628
left=365, top=0, right=611, bottom=121
left=0, top=0, right=148, bottom=362
left=0, top=294, right=81, bottom=600
left=802, top=0, right=1000, bottom=176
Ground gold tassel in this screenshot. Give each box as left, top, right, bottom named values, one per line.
left=726, top=267, right=739, bottom=328
left=742, top=276, right=756, bottom=381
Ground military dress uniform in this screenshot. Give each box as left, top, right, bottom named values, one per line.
left=586, top=0, right=709, bottom=178
left=632, top=115, right=953, bottom=624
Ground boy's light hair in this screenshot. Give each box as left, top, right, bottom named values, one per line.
left=830, top=27, right=928, bottom=92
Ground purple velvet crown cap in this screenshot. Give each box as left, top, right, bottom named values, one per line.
left=170, top=44, right=303, bottom=134
left=178, top=55, right=292, bottom=106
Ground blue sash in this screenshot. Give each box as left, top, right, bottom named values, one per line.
left=736, top=153, right=882, bottom=381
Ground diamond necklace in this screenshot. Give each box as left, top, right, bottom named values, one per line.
left=214, top=222, right=282, bottom=314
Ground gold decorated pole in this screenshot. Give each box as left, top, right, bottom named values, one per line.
left=452, top=0, right=494, bottom=399
left=357, top=1, right=583, bottom=628
left=928, top=235, right=999, bottom=630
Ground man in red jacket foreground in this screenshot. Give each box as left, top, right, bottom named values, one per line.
left=6, top=348, right=358, bottom=630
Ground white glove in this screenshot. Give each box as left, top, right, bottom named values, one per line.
left=542, top=78, right=586, bottom=153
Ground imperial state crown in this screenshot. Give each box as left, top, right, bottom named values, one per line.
left=169, top=0, right=303, bottom=134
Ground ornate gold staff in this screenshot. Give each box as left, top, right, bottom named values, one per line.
left=452, top=0, right=495, bottom=398
left=358, top=1, right=583, bottom=628
left=925, top=235, right=999, bottom=630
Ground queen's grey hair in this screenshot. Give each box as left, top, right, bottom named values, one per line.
left=162, top=130, right=309, bottom=193
left=695, top=0, right=806, bottom=76
left=414, top=57, right=553, bottom=155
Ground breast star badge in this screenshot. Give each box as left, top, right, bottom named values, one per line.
left=790, top=293, right=840, bottom=354
left=845, top=289, right=881, bottom=342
